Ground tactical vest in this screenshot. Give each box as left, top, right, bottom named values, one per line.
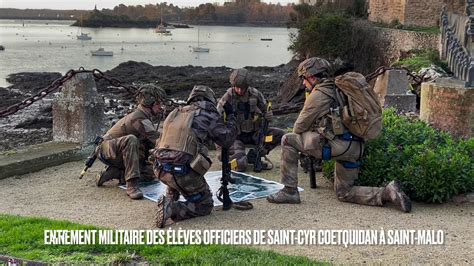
left=158, top=105, right=199, bottom=156
left=229, top=87, right=263, bottom=133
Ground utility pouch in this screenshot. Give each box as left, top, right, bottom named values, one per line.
left=330, top=107, right=344, bottom=136
left=241, top=120, right=254, bottom=132
left=189, top=153, right=211, bottom=176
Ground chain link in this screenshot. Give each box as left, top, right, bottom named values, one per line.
left=365, top=66, right=424, bottom=84
left=0, top=68, right=138, bottom=118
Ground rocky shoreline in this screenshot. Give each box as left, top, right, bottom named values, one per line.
left=0, top=60, right=303, bottom=151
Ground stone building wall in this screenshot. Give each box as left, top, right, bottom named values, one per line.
left=403, top=0, right=444, bottom=27
left=368, top=0, right=406, bottom=25
left=369, top=0, right=464, bottom=27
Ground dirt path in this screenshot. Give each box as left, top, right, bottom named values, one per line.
left=0, top=147, right=472, bottom=264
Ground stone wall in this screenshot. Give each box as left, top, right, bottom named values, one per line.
left=368, top=0, right=406, bottom=25
left=445, top=0, right=466, bottom=14
left=369, top=0, right=462, bottom=27
left=420, top=81, right=473, bottom=138
left=404, top=0, right=444, bottom=27
left=374, top=27, right=440, bottom=63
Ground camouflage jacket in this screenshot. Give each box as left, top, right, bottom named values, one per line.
left=104, top=104, right=161, bottom=149
left=293, top=79, right=337, bottom=136
left=217, top=87, right=268, bottom=133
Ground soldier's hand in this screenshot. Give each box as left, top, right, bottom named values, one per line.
left=223, top=102, right=234, bottom=116
left=264, top=110, right=273, bottom=121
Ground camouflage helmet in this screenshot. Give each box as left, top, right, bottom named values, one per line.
left=136, top=84, right=167, bottom=107
left=187, top=85, right=217, bottom=105
left=297, top=57, right=331, bottom=79
left=229, top=68, right=251, bottom=89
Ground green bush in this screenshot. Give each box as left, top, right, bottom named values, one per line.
left=323, top=109, right=474, bottom=203
left=289, top=13, right=351, bottom=60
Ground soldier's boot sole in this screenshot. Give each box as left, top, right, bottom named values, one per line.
left=266, top=189, right=301, bottom=204
left=96, top=167, right=124, bottom=187
left=156, top=196, right=172, bottom=228
left=126, top=187, right=143, bottom=200
left=386, top=180, right=412, bottom=213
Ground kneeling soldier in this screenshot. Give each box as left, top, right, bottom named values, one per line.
left=153, top=85, right=237, bottom=227
left=267, top=57, right=412, bottom=213
left=97, top=84, right=167, bottom=199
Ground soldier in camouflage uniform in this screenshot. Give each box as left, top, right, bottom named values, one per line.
left=153, top=85, right=237, bottom=228
left=267, top=57, right=412, bottom=213
left=96, top=84, right=167, bottom=200
left=216, top=68, right=285, bottom=172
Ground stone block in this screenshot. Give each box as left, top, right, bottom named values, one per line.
left=383, top=94, right=417, bottom=113
left=373, top=69, right=416, bottom=112
left=420, top=82, right=474, bottom=138
left=52, top=72, right=105, bottom=144
left=0, top=142, right=89, bottom=179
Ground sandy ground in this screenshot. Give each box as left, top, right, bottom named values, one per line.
left=0, top=147, right=472, bottom=264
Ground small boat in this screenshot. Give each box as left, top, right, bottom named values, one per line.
left=260, top=38, right=273, bottom=41
left=155, top=7, right=172, bottom=35
left=77, top=32, right=92, bottom=40
left=0, top=45, right=4, bottom=51
left=192, top=28, right=209, bottom=53
left=91, top=48, right=113, bottom=56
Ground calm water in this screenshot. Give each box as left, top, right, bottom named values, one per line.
left=0, top=19, right=295, bottom=87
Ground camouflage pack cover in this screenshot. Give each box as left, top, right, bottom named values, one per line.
left=229, top=68, right=251, bottom=89
left=297, top=57, right=331, bottom=79
left=136, top=84, right=167, bottom=107
left=187, top=85, right=217, bottom=105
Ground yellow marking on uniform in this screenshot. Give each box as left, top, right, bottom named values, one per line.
left=230, top=159, right=238, bottom=170
left=265, top=135, right=273, bottom=143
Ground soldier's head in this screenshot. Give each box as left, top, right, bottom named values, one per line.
left=230, top=68, right=251, bottom=96
left=136, top=84, right=167, bottom=115
left=187, top=85, right=217, bottom=105
left=297, top=57, right=331, bottom=89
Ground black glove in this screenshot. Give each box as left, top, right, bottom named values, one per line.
left=223, top=102, right=234, bottom=116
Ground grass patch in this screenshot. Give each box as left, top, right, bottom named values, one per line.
left=392, top=49, right=448, bottom=72
left=0, top=214, right=322, bottom=264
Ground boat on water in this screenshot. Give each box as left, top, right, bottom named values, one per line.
left=155, top=7, right=172, bottom=36
left=91, top=48, right=113, bottom=56
left=77, top=32, right=92, bottom=40
left=260, top=38, right=272, bottom=41
left=77, top=15, right=92, bottom=40
left=0, top=45, right=4, bottom=51
left=192, top=28, right=209, bottom=53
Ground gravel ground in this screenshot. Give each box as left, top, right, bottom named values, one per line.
left=0, top=147, right=472, bottom=264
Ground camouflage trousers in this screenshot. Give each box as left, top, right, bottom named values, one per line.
left=100, top=134, right=154, bottom=182
left=281, top=132, right=384, bottom=206
left=220, top=127, right=285, bottom=171
left=155, top=168, right=213, bottom=222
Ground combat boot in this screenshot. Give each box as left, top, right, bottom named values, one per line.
left=383, top=180, right=412, bottom=213
left=126, top=178, right=143, bottom=200
left=156, top=196, right=172, bottom=228
left=267, top=187, right=301, bottom=204
left=96, top=166, right=124, bottom=187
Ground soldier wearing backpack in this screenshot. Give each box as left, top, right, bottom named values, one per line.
left=267, top=57, right=412, bottom=213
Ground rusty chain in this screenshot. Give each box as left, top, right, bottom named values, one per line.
left=365, top=66, right=424, bottom=84
left=0, top=68, right=138, bottom=118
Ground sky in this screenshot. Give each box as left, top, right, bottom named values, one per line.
left=0, top=0, right=298, bottom=10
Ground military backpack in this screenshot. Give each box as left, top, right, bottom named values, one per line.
left=334, top=72, right=382, bottom=141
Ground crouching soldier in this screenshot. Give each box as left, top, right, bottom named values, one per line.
left=267, top=57, right=412, bottom=213
left=97, top=84, right=167, bottom=200
left=217, top=68, right=285, bottom=172
left=153, top=85, right=237, bottom=228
